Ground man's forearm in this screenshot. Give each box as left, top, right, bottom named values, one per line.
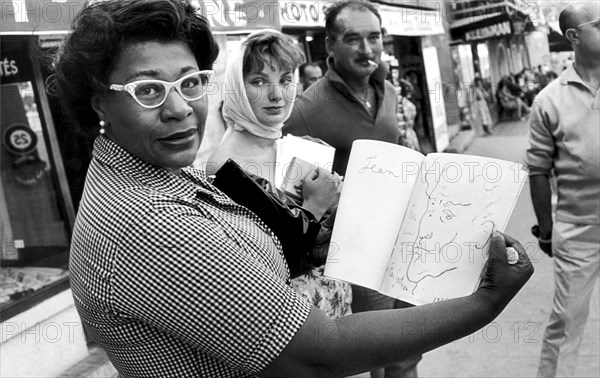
left=529, top=174, right=553, bottom=236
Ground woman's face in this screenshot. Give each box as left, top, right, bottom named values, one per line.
left=93, top=41, right=208, bottom=173
left=244, top=55, right=296, bottom=127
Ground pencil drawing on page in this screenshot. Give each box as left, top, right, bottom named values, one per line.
left=383, top=156, right=504, bottom=302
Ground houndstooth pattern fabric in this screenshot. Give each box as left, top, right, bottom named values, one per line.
left=69, top=136, right=311, bottom=377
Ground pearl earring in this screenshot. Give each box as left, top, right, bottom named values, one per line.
left=99, top=120, right=106, bottom=135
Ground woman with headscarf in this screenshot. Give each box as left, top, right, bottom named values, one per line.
left=206, top=29, right=353, bottom=319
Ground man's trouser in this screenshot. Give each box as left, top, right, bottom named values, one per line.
left=538, top=221, right=600, bottom=377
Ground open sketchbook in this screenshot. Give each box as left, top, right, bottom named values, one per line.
left=324, top=140, right=527, bottom=305
left=275, top=134, right=335, bottom=193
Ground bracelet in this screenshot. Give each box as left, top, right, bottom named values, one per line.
left=538, top=236, right=552, bottom=243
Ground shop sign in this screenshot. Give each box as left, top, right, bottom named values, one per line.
left=0, top=58, right=19, bottom=78
left=3, top=124, right=38, bottom=156
left=279, top=0, right=331, bottom=28
left=0, top=38, right=33, bottom=85
left=194, top=0, right=280, bottom=32
left=464, top=21, right=511, bottom=42
left=380, top=5, right=444, bottom=36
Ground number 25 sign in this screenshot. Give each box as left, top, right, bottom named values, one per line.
left=3, top=124, right=38, bottom=155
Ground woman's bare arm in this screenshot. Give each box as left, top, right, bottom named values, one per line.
left=260, top=232, right=534, bottom=377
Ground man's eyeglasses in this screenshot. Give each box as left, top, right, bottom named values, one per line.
left=109, top=70, right=214, bottom=109
left=572, top=17, right=600, bottom=29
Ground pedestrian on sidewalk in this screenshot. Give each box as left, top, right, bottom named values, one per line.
left=299, top=61, right=324, bottom=91
left=397, top=78, right=421, bottom=151
left=526, top=2, right=600, bottom=377
left=472, top=77, right=493, bottom=135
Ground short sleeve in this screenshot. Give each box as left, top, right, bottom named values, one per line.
left=111, top=205, right=311, bottom=375
left=526, top=96, right=555, bottom=176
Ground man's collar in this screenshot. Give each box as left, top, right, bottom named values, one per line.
left=561, top=62, right=587, bottom=86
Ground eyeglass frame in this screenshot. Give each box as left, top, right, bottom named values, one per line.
left=109, top=70, right=215, bottom=109
left=572, top=17, right=600, bottom=30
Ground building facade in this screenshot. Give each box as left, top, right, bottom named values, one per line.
left=446, top=0, right=543, bottom=133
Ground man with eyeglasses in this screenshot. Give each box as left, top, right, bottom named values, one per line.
left=527, top=2, right=600, bottom=377
left=283, top=1, right=420, bottom=377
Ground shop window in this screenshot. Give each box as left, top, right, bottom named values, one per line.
left=477, top=43, right=491, bottom=80
left=1, top=38, right=71, bottom=321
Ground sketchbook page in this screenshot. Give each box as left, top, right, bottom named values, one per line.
left=274, top=135, right=335, bottom=188
left=324, top=140, right=425, bottom=290
left=380, top=153, right=527, bottom=305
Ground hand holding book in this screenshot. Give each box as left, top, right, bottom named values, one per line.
left=477, top=232, right=534, bottom=314
left=290, top=161, right=342, bottom=220
left=324, top=140, right=529, bottom=305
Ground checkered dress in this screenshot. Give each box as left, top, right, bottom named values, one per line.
left=69, top=136, right=311, bottom=377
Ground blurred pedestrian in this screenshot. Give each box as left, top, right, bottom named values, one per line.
left=472, top=77, right=493, bottom=135
left=496, top=75, right=529, bottom=122
left=299, top=61, right=323, bottom=90
left=527, top=2, right=600, bottom=377
left=397, top=78, right=420, bottom=151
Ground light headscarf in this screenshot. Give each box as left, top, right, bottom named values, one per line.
left=222, top=29, right=298, bottom=140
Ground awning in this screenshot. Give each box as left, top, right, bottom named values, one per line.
left=450, top=13, right=514, bottom=42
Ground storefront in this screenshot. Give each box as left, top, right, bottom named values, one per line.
left=450, top=12, right=535, bottom=88
left=279, top=0, right=330, bottom=70
left=449, top=7, right=536, bottom=133
left=1, top=1, right=94, bottom=375
left=379, top=4, right=452, bottom=153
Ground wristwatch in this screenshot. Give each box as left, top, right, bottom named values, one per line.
left=531, top=225, right=551, bottom=243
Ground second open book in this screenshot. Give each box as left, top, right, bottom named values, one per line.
left=324, top=140, right=527, bottom=305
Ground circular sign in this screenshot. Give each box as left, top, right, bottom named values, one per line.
left=3, top=124, right=38, bottom=155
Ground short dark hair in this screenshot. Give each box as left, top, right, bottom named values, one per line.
left=48, top=0, right=219, bottom=133
left=398, top=79, right=413, bottom=97
left=242, top=30, right=305, bottom=77
left=559, top=2, right=578, bottom=36
left=324, top=0, right=382, bottom=40
left=299, top=62, right=322, bottom=78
